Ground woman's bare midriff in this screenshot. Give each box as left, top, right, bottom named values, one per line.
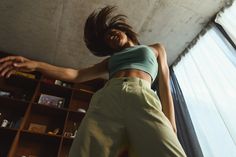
left=111, top=69, right=152, bottom=83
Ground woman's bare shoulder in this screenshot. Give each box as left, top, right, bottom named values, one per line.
left=148, top=43, right=166, bottom=58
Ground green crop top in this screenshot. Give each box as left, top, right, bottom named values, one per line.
left=108, top=45, right=158, bottom=81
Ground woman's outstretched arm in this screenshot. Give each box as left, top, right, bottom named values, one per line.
left=0, top=55, right=109, bottom=83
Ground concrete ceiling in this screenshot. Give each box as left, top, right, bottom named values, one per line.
left=0, top=0, right=232, bottom=70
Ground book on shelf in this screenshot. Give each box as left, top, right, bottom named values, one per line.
left=13, top=118, right=22, bottom=129
left=14, top=71, right=36, bottom=79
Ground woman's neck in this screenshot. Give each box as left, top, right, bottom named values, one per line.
left=123, top=41, right=135, bottom=48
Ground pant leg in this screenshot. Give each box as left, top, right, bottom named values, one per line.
left=123, top=81, right=186, bottom=157
left=69, top=86, right=127, bottom=157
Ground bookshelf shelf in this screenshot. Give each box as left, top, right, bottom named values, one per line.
left=14, top=131, right=61, bottom=157
left=0, top=52, right=107, bottom=157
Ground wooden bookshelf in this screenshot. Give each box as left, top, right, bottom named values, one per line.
left=0, top=52, right=108, bottom=157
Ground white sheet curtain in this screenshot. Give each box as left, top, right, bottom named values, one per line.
left=173, top=25, right=236, bottom=157
left=215, top=1, right=236, bottom=44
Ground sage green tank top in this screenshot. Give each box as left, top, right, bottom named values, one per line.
left=108, top=45, right=158, bottom=81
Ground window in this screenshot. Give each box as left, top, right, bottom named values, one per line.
left=215, top=1, right=236, bottom=44
left=173, top=26, right=236, bottom=157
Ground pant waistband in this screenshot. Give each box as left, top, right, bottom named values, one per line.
left=105, top=77, right=151, bottom=88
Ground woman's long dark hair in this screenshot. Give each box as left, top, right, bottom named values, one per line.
left=84, top=6, right=139, bottom=56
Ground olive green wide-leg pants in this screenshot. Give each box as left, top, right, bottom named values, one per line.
left=69, top=77, right=186, bottom=157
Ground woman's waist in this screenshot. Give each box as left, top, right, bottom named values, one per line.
left=110, top=69, right=152, bottom=83
left=106, top=70, right=152, bottom=89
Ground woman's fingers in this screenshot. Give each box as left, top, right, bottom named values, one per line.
left=0, top=61, right=13, bottom=73
left=0, top=56, right=16, bottom=63
left=1, top=64, right=15, bottom=77
left=0, top=56, right=25, bottom=64
left=6, top=68, right=16, bottom=78
left=0, top=56, right=32, bottom=78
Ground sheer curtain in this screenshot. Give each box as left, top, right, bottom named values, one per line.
left=173, top=26, right=236, bottom=157
left=215, top=1, right=236, bottom=44
left=170, top=68, right=204, bottom=157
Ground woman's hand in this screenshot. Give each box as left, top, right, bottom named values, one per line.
left=0, top=56, right=38, bottom=78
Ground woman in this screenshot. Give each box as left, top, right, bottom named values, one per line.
left=0, top=6, right=186, bottom=157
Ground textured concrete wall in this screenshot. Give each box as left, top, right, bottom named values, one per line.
left=0, top=0, right=232, bottom=69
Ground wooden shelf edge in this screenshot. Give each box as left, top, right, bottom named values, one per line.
left=21, top=130, right=63, bottom=139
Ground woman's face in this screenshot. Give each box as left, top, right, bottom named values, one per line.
left=104, top=29, right=129, bottom=50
